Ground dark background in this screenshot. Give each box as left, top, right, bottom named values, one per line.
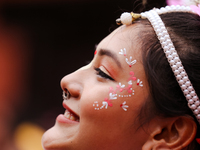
left=0, top=0, right=166, bottom=130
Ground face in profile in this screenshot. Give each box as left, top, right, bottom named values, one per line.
left=42, top=24, right=150, bottom=150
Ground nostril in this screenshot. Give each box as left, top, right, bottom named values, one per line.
left=61, top=76, right=82, bottom=99
left=62, top=88, right=70, bottom=100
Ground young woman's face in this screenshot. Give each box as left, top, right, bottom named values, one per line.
left=42, top=25, right=150, bottom=150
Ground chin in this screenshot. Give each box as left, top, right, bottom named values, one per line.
left=42, top=126, right=64, bottom=150
left=42, top=127, right=57, bottom=150
left=42, top=124, right=77, bottom=150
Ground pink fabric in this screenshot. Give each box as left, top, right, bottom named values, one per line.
left=190, top=4, right=200, bottom=16
left=166, top=0, right=183, bottom=5
left=166, top=0, right=200, bottom=16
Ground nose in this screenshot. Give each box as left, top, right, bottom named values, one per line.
left=60, top=69, right=84, bottom=99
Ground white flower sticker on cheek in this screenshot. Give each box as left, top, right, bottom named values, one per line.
left=93, top=101, right=100, bottom=110
left=119, top=48, right=126, bottom=56
left=120, top=101, right=129, bottom=111
left=126, top=56, right=137, bottom=67
left=109, top=93, right=117, bottom=100
left=119, top=48, right=137, bottom=67
left=93, top=98, right=113, bottom=110
left=137, top=79, right=143, bottom=87
left=92, top=48, right=143, bottom=112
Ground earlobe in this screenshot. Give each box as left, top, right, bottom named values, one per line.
left=142, top=116, right=197, bottom=150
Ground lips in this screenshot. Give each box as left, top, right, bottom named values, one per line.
left=62, top=102, right=80, bottom=122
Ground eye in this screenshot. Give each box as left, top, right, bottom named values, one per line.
left=94, top=66, right=114, bottom=81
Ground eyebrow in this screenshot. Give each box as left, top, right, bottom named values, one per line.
left=98, top=49, right=122, bottom=68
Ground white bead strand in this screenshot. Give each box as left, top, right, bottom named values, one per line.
left=141, top=5, right=193, bottom=19
left=144, top=9, right=200, bottom=124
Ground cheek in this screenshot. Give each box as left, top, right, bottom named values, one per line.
left=77, top=82, right=147, bottom=148
left=80, top=81, right=135, bottom=119
left=79, top=82, right=138, bottom=126
left=80, top=85, right=109, bottom=118
left=79, top=84, right=126, bottom=131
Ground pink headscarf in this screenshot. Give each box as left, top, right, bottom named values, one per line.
left=167, top=0, right=184, bottom=5
left=166, top=0, right=200, bottom=16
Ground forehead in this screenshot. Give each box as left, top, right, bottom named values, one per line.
left=97, top=24, right=141, bottom=58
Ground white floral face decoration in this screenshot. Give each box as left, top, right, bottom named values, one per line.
left=93, top=48, right=143, bottom=111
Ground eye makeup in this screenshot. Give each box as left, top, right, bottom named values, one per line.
left=95, top=67, right=114, bottom=81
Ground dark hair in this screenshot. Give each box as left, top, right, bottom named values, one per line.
left=137, top=12, right=200, bottom=149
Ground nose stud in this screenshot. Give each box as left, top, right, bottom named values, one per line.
left=63, top=90, right=70, bottom=100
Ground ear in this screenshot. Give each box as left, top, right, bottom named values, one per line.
left=142, top=116, right=197, bottom=150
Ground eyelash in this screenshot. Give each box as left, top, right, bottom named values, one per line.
left=94, top=67, right=114, bottom=81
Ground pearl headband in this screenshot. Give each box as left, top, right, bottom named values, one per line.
left=116, top=5, right=200, bottom=124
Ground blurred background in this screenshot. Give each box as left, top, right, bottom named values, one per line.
left=0, top=0, right=166, bottom=149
